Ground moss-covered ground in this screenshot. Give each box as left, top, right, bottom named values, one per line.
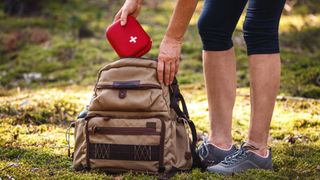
left=0, top=86, right=319, bottom=179
left=0, top=0, right=320, bottom=179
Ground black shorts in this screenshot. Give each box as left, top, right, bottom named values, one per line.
left=198, top=0, right=286, bottom=55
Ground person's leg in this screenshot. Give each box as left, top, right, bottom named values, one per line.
left=198, top=0, right=247, bottom=149
left=247, top=54, right=280, bottom=156
left=243, top=0, right=286, bottom=156
left=207, top=0, right=286, bottom=174
left=203, top=49, right=236, bottom=149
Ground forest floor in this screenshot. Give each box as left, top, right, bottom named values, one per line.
left=0, top=85, right=319, bottom=179
left=1, top=0, right=320, bottom=179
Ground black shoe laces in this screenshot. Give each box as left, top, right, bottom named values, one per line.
left=221, top=143, right=258, bottom=165
left=197, top=138, right=210, bottom=160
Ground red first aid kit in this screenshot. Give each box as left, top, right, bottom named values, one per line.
left=106, top=16, right=152, bottom=58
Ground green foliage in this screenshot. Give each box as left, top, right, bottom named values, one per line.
left=0, top=86, right=319, bottom=179
left=0, top=0, right=320, bottom=178
left=289, top=0, right=320, bottom=15
left=280, top=50, right=320, bottom=98
left=281, top=26, right=320, bottom=53
left=0, top=0, right=319, bottom=98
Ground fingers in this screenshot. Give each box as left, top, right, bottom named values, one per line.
left=158, top=61, right=175, bottom=85
left=157, top=59, right=164, bottom=84
left=115, top=0, right=142, bottom=25
left=114, top=8, right=122, bottom=22
left=120, top=10, right=129, bottom=26
left=169, top=62, right=175, bottom=84
left=132, top=4, right=141, bottom=17
left=158, top=57, right=180, bottom=85
left=164, top=62, right=171, bottom=86
left=175, top=58, right=180, bottom=74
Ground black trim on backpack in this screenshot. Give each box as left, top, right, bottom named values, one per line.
left=89, top=143, right=160, bottom=161
left=169, top=78, right=189, bottom=119
left=169, top=77, right=201, bottom=168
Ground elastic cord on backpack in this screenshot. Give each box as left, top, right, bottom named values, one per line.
left=66, top=122, right=75, bottom=157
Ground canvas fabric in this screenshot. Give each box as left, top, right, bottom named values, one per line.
left=69, top=58, right=198, bottom=174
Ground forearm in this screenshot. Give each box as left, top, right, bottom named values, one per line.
left=165, top=0, right=198, bottom=41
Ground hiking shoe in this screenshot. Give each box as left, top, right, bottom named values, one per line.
left=207, top=142, right=273, bottom=175
left=196, top=138, right=238, bottom=168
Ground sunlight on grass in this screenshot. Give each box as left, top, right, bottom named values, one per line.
left=1, top=85, right=319, bottom=179
left=1, top=0, right=320, bottom=178
left=183, top=86, right=320, bottom=142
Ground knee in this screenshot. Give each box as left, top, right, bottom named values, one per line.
left=243, top=19, right=280, bottom=55
left=197, top=15, right=233, bottom=51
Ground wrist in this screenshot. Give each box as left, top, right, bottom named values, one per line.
left=127, top=0, right=142, bottom=5
left=133, top=0, right=143, bottom=4
left=162, top=34, right=183, bottom=45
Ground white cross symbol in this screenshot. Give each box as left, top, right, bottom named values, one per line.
left=129, top=36, right=137, bottom=43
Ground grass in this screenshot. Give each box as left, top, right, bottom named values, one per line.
left=0, top=0, right=320, bottom=97
left=0, top=0, right=320, bottom=179
left=0, top=86, right=319, bottom=179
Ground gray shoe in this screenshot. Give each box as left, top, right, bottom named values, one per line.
left=196, top=138, right=238, bottom=168
left=207, top=142, right=273, bottom=175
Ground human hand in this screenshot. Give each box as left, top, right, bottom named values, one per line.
left=157, top=35, right=182, bottom=85
left=114, top=0, right=142, bottom=26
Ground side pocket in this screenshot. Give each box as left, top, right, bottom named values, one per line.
left=174, top=118, right=193, bottom=170
left=73, top=118, right=87, bottom=170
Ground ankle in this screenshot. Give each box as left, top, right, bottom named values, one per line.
left=208, top=138, right=233, bottom=150
left=249, top=148, right=269, bottom=158
left=245, top=141, right=269, bottom=157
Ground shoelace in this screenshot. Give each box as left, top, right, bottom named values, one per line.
left=221, top=148, right=247, bottom=165
left=197, top=138, right=210, bottom=160
left=221, top=142, right=258, bottom=165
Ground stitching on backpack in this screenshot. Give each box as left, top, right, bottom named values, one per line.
left=95, top=144, right=110, bottom=159
left=134, top=145, right=152, bottom=161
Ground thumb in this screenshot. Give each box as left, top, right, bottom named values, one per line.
left=120, top=10, right=129, bottom=26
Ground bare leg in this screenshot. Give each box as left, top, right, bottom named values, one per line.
left=247, top=54, right=281, bottom=156
left=203, top=48, right=237, bottom=149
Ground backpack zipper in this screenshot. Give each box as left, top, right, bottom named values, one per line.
left=95, top=84, right=161, bottom=90
left=120, top=57, right=157, bottom=61
left=91, top=126, right=160, bottom=136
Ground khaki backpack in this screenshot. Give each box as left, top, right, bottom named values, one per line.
left=67, top=57, right=199, bottom=175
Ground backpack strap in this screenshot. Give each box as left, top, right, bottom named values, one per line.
left=169, top=78, right=189, bottom=119
left=169, top=78, right=200, bottom=168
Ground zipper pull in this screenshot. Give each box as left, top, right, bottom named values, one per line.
left=119, top=89, right=127, bottom=99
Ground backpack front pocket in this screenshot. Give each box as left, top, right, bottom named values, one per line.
left=89, top=81, right=168, bottom=112
left=85, top=116, right=166, bottom=173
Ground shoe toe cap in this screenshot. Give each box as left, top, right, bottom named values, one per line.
left=207, top=164, right=233, bottom=175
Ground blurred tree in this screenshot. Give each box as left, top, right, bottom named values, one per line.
left=3, top=0, right=42, bottom=16
left=144, top=0, right=160, bottom=9
left=284, top=0, right=320, bottom=14
left=284, top=0, right=298, bottom=13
